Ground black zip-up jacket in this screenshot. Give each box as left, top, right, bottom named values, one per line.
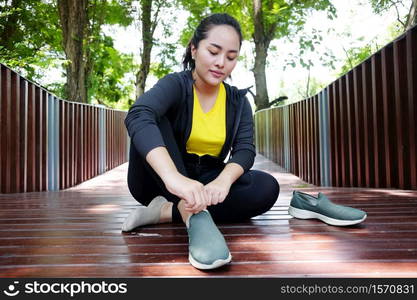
left=124, top=70, right=256, bottom=171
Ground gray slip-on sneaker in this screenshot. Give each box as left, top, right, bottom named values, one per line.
left=186, top=210, right=232, bottom=270
left=288, top=191, right=367, bottom=226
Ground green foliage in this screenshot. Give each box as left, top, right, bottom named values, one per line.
left=44, top=81, right=67, bottom=99
left=101, top=0, right=134, bottom=26
left=88, top=35, right=135, bottom=108
left=177, top=0, right=336, bottom=59
left=271, top=0, right=336, bottom=39
left=148, top=4, right=179, bottom=77
left=0, top=0, right=62, bottom=81
left=386, top=21, right=405, bottom=38
left=279, top=2, right=336, bottom=72
left=369, top=0, right=413, bottom=31
left=150, top=42, right=178, bottom=77
left=283, top=27, right=336, bottom=72
left=338, top=44, right=374, bottom=76
left=177, top=0, right=253, bottom=46
left=370, top=0, right=404, bottom=15
left=84, top=0, right=136, bottom=105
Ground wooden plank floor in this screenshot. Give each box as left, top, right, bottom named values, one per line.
left=1, top=154, right=417, bottom=278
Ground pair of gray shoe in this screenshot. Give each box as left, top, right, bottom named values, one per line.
left=289, top=191, right=367, bottom=226
left=189, top=190, right=367, bottom=269
left=189, top=191, right=367, bottom=269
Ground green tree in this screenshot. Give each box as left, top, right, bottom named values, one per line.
left=84, top=0, right=134, bottom=106
left=0, top=0, right=61, bottom=80
left=57, top=0, right=89, bottom=103
left=58, top=0, right=134, bottom=104
left=87, top=35, right=135, bottom=108
left=178, top=0, right=336, bottom=111
left=129, top=0, right=177, bottom=105
left=1, top=0, right=136, bottom=107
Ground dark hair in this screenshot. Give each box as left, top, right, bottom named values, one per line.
left=182, top=13, right=243, bottom=71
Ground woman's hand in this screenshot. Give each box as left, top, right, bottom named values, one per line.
left=204, top=177, right=231, bottom=206
left=203, top=163, right=244, bottom=207
left=145, top=147, right=208, bottom=214
left=164, top=173, right=208, bottom=214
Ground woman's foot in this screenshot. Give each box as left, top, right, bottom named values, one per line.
left=121, top=196, right=172, bottom=232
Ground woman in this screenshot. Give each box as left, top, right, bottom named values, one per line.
left=123, top=13, right=280, bottom=270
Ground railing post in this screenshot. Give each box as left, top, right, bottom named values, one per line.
left=406, top=27, right=417, bottom=189
left=48, top=94, right=59, bottom=191
left=254, top=113, right=258, bottom=152
left=319, top=88, right=331, bottom=186
left=1, top=66, right=11, bottom=193
left=19, top=77, right=28, bottom=193
left=283, top=106, right=290, bottom=171
left=265, top=109, right=270, bottom=159
left=98, top=105, right=106, bottom=174
left=126, top=124, right=130, bottom=162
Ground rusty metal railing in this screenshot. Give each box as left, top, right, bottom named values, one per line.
left=0, top=63, right=129, bottom=193
left=255, top=24, right=417, bottom=190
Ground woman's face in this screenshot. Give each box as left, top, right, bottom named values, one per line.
left=191, top=25, right=240, bottom=88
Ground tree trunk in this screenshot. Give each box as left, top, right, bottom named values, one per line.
left=253, top=42, right=270, bottom=111
left=85, top=0, right=106, bottom=103
left=406, top=0, right=417, bottom=30
left=252, top=0, right=270, bottom=111
left=305, top=66, right=311, bottom=98
left=57, top=0, right=88, bottom=103
left=135, top=0, right=156, bottom=100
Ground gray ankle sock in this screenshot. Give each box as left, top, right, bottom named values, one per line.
left=122, top=196, right=168, bottom=232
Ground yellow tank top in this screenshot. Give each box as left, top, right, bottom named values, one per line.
left=186, top=83, right=226, bottom=157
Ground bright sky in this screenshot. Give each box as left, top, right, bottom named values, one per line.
left=43, top=0, right=411, bottom=107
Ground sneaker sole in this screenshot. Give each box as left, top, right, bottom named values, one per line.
left=188, top=252, right=232, bottom=270
left=288, top=206, right=367, bottom=226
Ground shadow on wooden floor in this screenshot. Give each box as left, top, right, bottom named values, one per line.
left=1, top=154, right=417, bottom=277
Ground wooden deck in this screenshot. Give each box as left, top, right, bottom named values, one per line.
left=1, top=154, right=417, bottom=278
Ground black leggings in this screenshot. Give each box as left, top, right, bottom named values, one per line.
left=127, top=117, right=280, bottom=223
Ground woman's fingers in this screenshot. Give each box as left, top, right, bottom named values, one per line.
left=181, top=183, right=206, bottom=213
left=194, top=189, right=207, bottom=211
left=204, top=185, right=224, bottom=206
left=211, top=192, right=222, bottom=205
left=208, top=191, right=216, bottom=205
left=166, top=174, right=227, bottom=213
left=165, top=175, right=208, bottom=213
left=218, top=192, right=226, bottom=204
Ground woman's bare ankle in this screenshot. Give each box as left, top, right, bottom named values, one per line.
left=178, top=200, right=192, bottom=224
left=159, top=202, right=173, bottom=223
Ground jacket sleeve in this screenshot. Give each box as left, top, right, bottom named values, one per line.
left=124, top=73, right=183, bottom=158
left=227, top=96, right=256, bottom=171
